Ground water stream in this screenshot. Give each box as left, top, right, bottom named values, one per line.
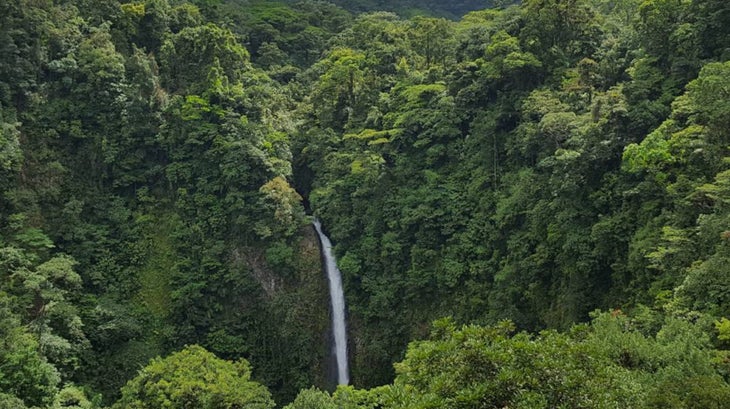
left=313, top=220, right=350, bottom=385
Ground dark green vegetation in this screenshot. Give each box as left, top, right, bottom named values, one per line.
left=1, top=0, right=729, bottom=408
left=326, top=0, right=511, bottom=19
left=0, top=0, right=334, bottom=405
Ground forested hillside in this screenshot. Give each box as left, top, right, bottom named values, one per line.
left=1, top=0, right=729, bottom=408
left=325, top=0, right=506, bottom=18
left=0, top=0, right=342, bottom=405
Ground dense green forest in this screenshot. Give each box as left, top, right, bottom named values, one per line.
left=1, top=0, right=730, bottom=408
left=324, top=0, right=508, bottom=18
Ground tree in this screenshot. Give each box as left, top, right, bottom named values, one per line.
left=159, top=23, right=251, bottom=95
left=0, top=393, right=27, bottom=409
left=520, top=0, right=603, bottom=70
left=255, top=176, right=306, bottom=239
left=0, top=297, right=60, bottom=408
left=408, top=17, right=453, bottom=69
left=309, top=47, right=369, bottom=131
left=385, top=318, right=642, bottom=408
left=51, top=385, right=93, bottom=409
left=283, top=388, right=336, bottom=409
left=691, top=0, right=730, bottom=59
left=113, top=345, right=274, bottom=409
left=637, top=0, right=694, bottom=67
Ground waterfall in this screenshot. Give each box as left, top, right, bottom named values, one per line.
left=313, top=220, right=350, bottom=385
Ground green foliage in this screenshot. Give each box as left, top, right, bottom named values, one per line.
left=3, top=0, right=730, bottom=406
left=0, top=0, right=327, bottom=405
left=51, top=385, right=93, bottom=409
left=329, top=0, right=507, bottom=19
left=377, top=313, right=730, bottom=408
left=408, top=16, right=454, bottom=69
left=256, top=176, right=306, bottom=238
left=386, top=318, right=641, bottom=408
left=1, top=242, right=89, bottom=381
left=0, top=298, right=60, bottom=407
left=294, top=0, right=730, bottom=389
left=0, top=393, right=28, bottom=409
left=0, top=122, right=21, bottom=172
left=160, top=23, right=250, bottom=94
left=114, top=345, right=274, bottom=409
left=309, top=47, right=370, bottom=130
left=283, top=387, right=336, bottom=409
left=521, top=0, right=603, bottom=72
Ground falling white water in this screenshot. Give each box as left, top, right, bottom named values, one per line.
left=313, top=220, right=350, bottom=385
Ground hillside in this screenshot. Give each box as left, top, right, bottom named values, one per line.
left=1, top=0, right=729, bottom=408
left=327, top=0, right=503, bottom=18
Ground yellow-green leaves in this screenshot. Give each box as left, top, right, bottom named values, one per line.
left=114, top=345, right=274, bottom=409
left=256, top=176, right=305, bottom=239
